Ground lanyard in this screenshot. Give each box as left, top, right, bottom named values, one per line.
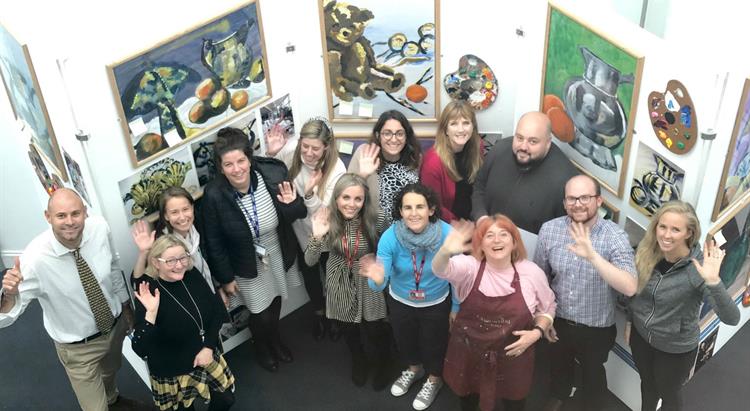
left=342, top=226, right=361, bottom=272
left=411, top=250, right=427, bottom=291
left=236, top=184, right=260, bottom=239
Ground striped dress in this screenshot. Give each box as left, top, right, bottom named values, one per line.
left=305, top=217, right=386, bottom=323
left=231, top=171, right=302, bottom=313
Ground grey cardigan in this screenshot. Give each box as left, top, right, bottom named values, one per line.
left=629, top=245, right=740, bottom=354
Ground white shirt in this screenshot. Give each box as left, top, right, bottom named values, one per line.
left=0, top=215, right=129, bottom=343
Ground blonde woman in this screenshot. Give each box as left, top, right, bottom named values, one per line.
left=420, top=101, right=483, bottom=221
left=628, top=201, right=740, bottom=411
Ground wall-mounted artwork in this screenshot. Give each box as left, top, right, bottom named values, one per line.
left=108, top=1, right=271, bottom=167
left=259, top=93, right=295, bottom=155
left=118, top=148, right=200, bottom=225
left=27, top=144, right=63, bottom=195
left=63, top=150, right=92, bottom=206
left=713, top=78, right=750, bottom=222
left=541, top=3, right=643, bottom=197
left=0, top=23, right=67, bottom=180
left=648, top=80, right=699, bottom=154
left=630, top=143, right=684, bottom=217
left=598, top=198, right=620, bottom=223
left=318, top=0, right=439, bottom=123
left=444, top=54, right=497, bottom=110
left=624, top=217, right=646, bottom=249
left=191, top=112, right=260, bottom=187
left=693, top=327, right=718, bottom=376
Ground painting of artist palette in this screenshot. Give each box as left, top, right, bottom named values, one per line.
left=444, top=54, right=498, bottom=110
left=540, top=3, right=643, bottom=197
left=648, top=80, right=698, bottom=154
left=108, top=1, right=271, bottom=167
left=318, top=0, right=439, bottom=123
left=629, top=142, right=684, bottom=217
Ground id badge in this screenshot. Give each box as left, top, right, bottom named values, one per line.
left=254, top=243, right=267, bottom=257
left=409, top=289, right=425, bottom=301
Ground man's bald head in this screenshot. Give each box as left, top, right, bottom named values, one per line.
left=512, top=111, right=553, bottom=167
left=45, top=188, right=88, bottom=249
left=47, top=188, right=84, bottom=212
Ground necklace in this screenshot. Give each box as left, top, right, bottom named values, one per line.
left=157, top=278, right=205, bottom=342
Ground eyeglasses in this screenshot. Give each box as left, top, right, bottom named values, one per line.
left=564, top=195, right=598, bottom=206
left=157, top=255, right=191, bottom=267
left=379, top=130, right=406, bottom=140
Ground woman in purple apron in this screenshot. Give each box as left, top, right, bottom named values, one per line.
left=432, top=215, right=556, bottom=411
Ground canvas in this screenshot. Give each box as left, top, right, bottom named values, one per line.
left=27, top=144, right=63, bottom=195
left=629, top=143, right=684, bottom=217
left=0, top=22, right=67, bottom=180
left=63, top=150, right=92, bottom=206
left=541, top=4, right=643, bottom=197
left=318, top=0, right=439, bottom=123
left=108, top=1, right=270, bottom=166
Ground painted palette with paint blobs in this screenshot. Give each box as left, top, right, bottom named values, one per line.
left=648, top=79, right=698, bottom=154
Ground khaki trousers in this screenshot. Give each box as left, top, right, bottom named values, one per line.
left=54, top=317, right=127, bottom=411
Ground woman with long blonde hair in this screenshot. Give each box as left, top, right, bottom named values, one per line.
left=628, top=201, right=740, bottom=411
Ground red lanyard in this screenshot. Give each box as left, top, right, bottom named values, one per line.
left=411, top=250, right=426, bottom=290
left=342, top=227, right=361, bottom=271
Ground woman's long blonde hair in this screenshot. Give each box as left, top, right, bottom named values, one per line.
left=326, top=173, right=380, bottom=254
left=288, top=118, right=340, bottom=200
left=635, top=201, right=700, bottom=292
left=145, top=234, right=193, bottom=279
left=434, top=101, right=483, bottom=182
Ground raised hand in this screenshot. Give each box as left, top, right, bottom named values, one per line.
left=131, top=220, right=156, bottom=253
left=265, top=123, right=288, bottom=157
left=311, top=207, right=331, bottom=238
left=442, top=219, right=474, bottom=255
left=305, top=169, right=323, bottom=198
left=193, top=347, right=214, bottom=368
left=567, top=222, right=596, bottom=261
left=2, top=257, right=23, bottom=295
left=134, top=281, right=160, bottom=314
left=359, top=253, right=385, bottom=285
left=692, top=240, right=725, bottom=286
left=357, top=143, right=381, bottom=178
left=277, top=181, right=297, bottom=204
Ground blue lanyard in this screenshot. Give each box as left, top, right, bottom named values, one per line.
left=235, top=183, right=260, bottom=240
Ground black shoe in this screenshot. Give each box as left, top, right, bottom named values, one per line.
left=270, top=341, right=294, bottom=363
left=329, top=320, right=342, bottom=342
left=313, top=315, right=326, bottom=341
left=352, top=356, right=369, bottom=387
left=255, top=342, right=279, bottom=372
left=108, top=395, right=153, bottom=411
left=372, top=362, right=392, bottom=391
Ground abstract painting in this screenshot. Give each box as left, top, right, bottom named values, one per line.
left=108, top=1, right=271, bottom=166
left=117, top=148, right=200, bottom=225
left=63, top=150, right=92, bottom=206
left=318, top=0, right=439, bottom=122
left=629, top=143, right=684, bottom=217
left=713, top=78, right=750, bottom=221
left=0, top=23, right=67, bottom=180
left=541, top=3, right=643, bottom=197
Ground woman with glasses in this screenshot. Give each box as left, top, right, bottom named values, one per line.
left=132, top=234, right=235, bottom=411
left=201, top=127, right=306, bottom=373
left=420, top=101, right=484, bottom=222
left=348, top=110, right=422, bottom=226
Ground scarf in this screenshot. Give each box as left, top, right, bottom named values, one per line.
left=394, top=219, right=442, bottom=252
left=168, top=225, right=214, bottom=292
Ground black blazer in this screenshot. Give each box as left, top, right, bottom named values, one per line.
left=201, top=156, right=306, bottom=284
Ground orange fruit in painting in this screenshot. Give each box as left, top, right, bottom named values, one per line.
left=195, top=78, right=216, bottom=101
left=231, top=90, right=249, bottom=111
left=542, top=94, right=565, bottom=114
left=189, top=101, right=208, bottom=124
left=406, top=84, right=428, bottom=103
left=548, top=106, right=575, bottom=142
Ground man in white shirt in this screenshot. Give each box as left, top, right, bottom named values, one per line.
left=0, top=189, right=142, bottom=411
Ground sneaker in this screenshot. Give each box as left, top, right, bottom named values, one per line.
left=391, top=368, right=425, bottom=396
left=412, top=378, right=442, bottom=410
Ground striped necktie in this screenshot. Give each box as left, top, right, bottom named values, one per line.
left=72, top=249, right=114, bottom=334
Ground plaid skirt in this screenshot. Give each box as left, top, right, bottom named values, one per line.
left=150, top=353, right=235, bottom=411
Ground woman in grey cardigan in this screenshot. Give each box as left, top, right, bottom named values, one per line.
left=627, top=201, right=740, bottom=411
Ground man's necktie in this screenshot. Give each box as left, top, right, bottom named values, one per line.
left=72, top=249, right=115, bottom=334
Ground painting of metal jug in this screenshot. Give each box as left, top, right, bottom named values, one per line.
left=201, top=19, right=255, bottom=88
left=563, top=47, right=634, bottom=171
left=630, top=143, right=684, bottom=217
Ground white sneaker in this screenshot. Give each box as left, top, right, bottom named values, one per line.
left=412, top=378, right=443, bottom=410
left=390, top=368, right=425, bottom=397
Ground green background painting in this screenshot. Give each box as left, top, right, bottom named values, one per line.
left=543, top=7, right=639, bottom=160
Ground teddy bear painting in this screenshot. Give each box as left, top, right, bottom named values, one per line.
left=320, top=0, right=437, bottom=120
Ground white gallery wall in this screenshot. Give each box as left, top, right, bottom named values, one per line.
left=1, top=0, right=749, bottom=407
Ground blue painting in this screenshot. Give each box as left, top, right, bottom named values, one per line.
left=319, top=0, right=439, bottom=122
left=0, top=23, right=66, bottom=180
left=109, top=1, right=270, bottom=166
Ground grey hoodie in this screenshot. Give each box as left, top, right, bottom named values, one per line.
left=629, top=245, right=740, bottom=354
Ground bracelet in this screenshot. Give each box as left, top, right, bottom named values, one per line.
left=533, top=325, right=545, bottom=339
left=304, top=192, right=314, bottom=200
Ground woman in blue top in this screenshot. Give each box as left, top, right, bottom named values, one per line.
left=362, top=183, right=458, bottom=411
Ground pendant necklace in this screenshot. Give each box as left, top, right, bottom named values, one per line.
left=158, top=278, right=205, bottom=342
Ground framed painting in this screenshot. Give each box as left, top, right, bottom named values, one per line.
left=540, top=3, right=644, bottom=197
left=107, top=0, right=271, bottom=167
left=598, top=197, right=620, bottom=223
left=318, top=0, right=440, bottom=123
left=712, top=78, right=750, bottom=221
left=0, top=22, right=67, bottom=180
left=629, top=142, right=684, bottom=217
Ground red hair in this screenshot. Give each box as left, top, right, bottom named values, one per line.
left=471, top=214, right=527, bottom=263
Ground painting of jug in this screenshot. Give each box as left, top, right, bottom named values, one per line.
left=541, top=4, right=643, bottom=198
left=629, top=142, right=684, bottom=217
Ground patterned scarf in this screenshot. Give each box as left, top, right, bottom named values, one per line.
left=394, top=219, right=442, bottom=252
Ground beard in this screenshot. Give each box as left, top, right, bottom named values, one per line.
left=513, top=151, right=545, bottom=171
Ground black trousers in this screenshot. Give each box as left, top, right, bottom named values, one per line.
left=248, top=296, right=283, bottom=347
left=340, top=319, right=390, bottom=362
left=630, top=328, right=698, bottom=411
left=460, top=394, right=525, bottom=411
left=387, top=294, right=450, bottom=376
left=176, top=388, right=235, bottom=410
left=298, top=247, right=325, bottom=313
left=549, top=317, right=616, bottom=411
